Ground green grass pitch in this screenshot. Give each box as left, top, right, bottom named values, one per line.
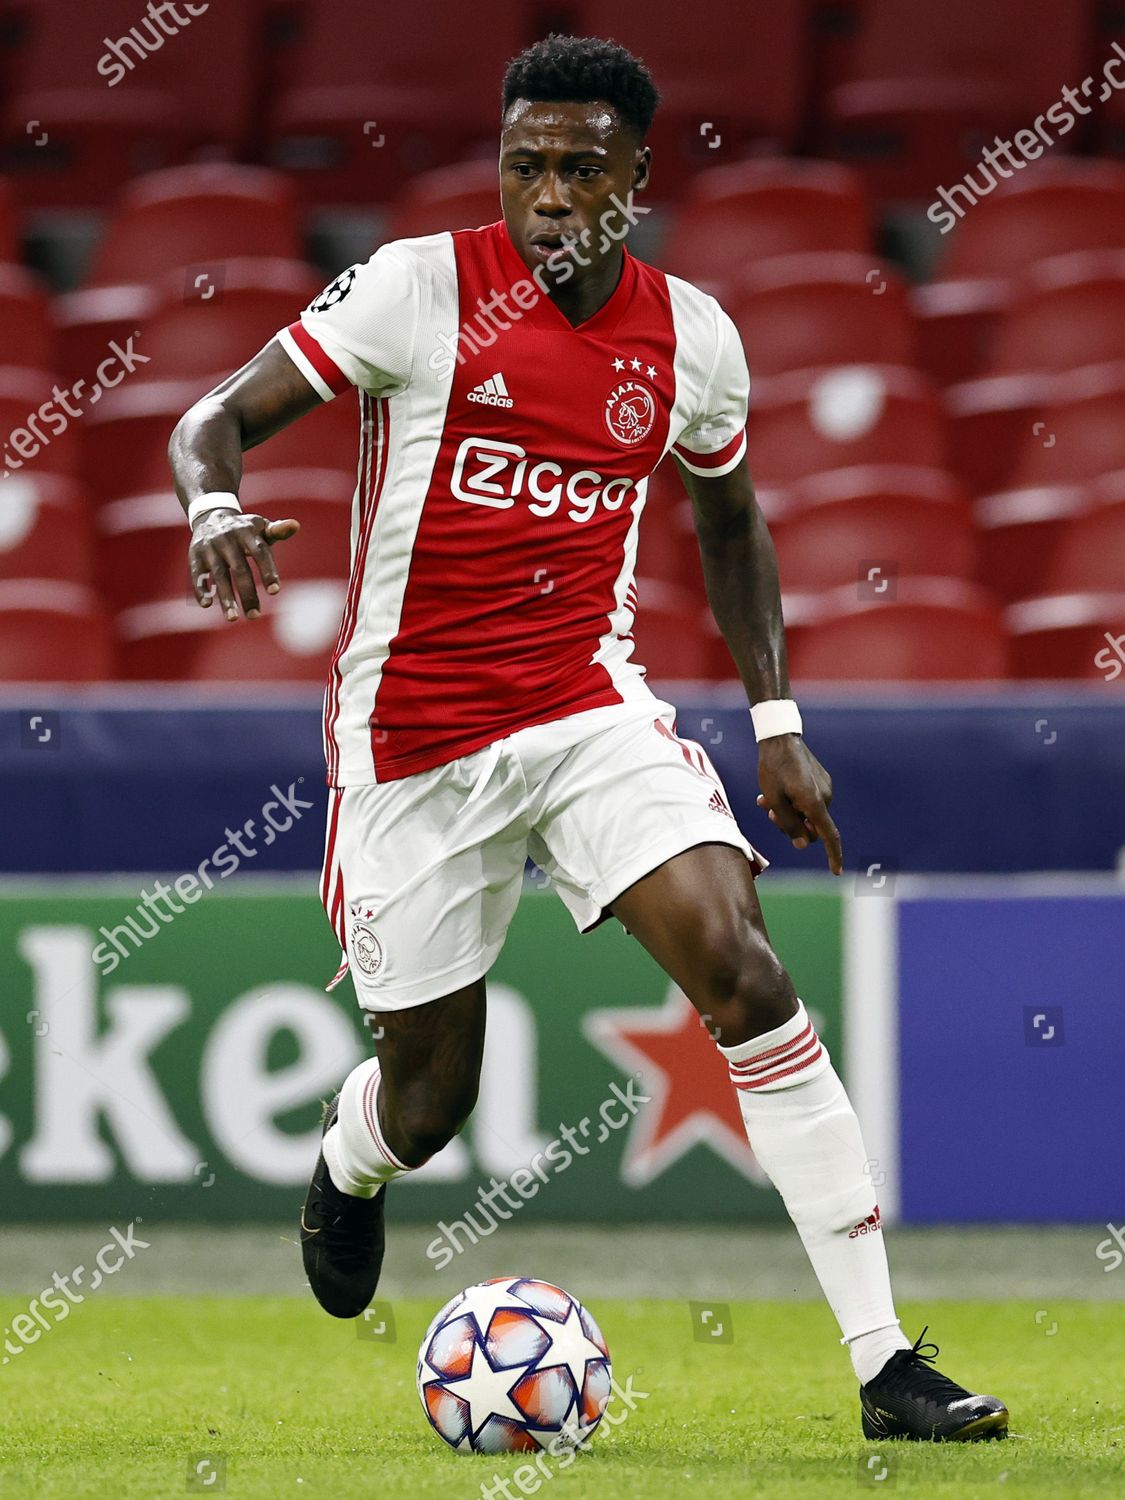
left=2, top=1298, right=1122, bottom=1498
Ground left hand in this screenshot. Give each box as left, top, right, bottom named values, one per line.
left=756, top=735, right=843, bottom=876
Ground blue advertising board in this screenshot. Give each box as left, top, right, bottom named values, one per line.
left=896, top=888, right=1125, bottom=1223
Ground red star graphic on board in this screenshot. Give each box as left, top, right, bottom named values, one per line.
left=583, top=986, right=769, bottom=1187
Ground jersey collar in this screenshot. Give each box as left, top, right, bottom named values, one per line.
left=494, top=219, right=636, bottom=338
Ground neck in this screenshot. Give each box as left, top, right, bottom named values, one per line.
left=544, top=248, right=626, bottom=327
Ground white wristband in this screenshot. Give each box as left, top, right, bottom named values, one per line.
left=188, top=492, right=241, bottom=528
left=750, top=699, right=803, bottom=741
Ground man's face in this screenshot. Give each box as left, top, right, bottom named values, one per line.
left=499, top=99, right=650, bottom=281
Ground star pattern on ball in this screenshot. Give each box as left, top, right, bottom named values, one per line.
left=538, top=1300, right=607, bottom=1393
left=440, top=1339, right=527, bottom=1436
left=454, top=1277, right=532, bottom=1339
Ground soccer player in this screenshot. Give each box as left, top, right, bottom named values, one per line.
left=170, top=35, right=1008, bottom=1442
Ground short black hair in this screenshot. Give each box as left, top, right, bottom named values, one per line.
left=502, top=34, right=660, bottom=140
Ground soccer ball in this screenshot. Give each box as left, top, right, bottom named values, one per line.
left=416, top=1276, right=612, bottom=1455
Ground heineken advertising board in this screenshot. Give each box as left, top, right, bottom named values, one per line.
left=0, top=880, right=843, bottom=1223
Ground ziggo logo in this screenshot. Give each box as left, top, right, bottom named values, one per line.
left=451, top=437, right=643, bottom=523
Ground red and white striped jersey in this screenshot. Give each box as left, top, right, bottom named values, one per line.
left=276, top=220, right=749, bottom=786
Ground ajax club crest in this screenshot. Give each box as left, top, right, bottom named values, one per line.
left=349, top=902, right=384, bottom=978
left=604, top=379, right=656, bottom=447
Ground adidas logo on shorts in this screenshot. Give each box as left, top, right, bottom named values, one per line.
left=708, top=788, right=733, bottom=818
left=468, top=372, right=514, bottom=408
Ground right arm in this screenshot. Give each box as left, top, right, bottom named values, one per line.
left=169, top=340, right=321, bottom=621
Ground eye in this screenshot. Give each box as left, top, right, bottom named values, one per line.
left=575, top=165, right=602, bottom=180
left=510, top=162, right=537, bottom=179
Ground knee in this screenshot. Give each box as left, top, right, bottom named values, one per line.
left=694, top=916, right=797, bottom=1043
left=384, top=1075, right=478, bottom=1167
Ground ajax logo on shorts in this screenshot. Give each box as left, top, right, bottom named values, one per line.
left=604, top=379, right=656, bottom=447
left=349, top=902, right=384, bottom=979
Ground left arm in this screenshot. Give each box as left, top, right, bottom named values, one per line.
left=677, top=454, right=843, bottom=875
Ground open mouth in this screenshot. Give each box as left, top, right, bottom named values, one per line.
left=529, top=232, right=579, bottom=261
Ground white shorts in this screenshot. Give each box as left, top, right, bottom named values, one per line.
left=320, top=699, right=766, bottom=1011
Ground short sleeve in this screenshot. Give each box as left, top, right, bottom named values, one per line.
left=671, top=305, right=749, bottom=477
left=276, top=245, right=418, bottom=401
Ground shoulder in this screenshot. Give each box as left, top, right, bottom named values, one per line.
left=660, top=269, right=734, bottom=342
left=309, top=234, right=458, bottom=314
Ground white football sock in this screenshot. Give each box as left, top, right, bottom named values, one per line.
left=720, top=1001, right=911, bottom=1385
left=322, top=1056, right=415, bottom=1198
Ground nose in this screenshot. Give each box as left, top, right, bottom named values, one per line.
left=532, top=170, right=571, bottom=217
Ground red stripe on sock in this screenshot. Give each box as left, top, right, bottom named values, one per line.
left=729, top=1020, right=816, bottom=1074
left=731, top=1042, right=825, bottom=1090
left=361, top=1067, right=418, bottom=1173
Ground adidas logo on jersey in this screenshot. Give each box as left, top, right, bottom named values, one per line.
left=468, top=372, right=514, bottom=408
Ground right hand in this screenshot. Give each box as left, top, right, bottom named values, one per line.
left=189, top=510, right=300, bottom=621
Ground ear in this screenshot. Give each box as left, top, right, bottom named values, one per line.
left=633, top=147, right=652, bottom=193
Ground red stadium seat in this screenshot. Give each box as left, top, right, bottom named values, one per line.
left=987, top=252, right=1125, bottom=375
left=88, top=165, right=303, bottom=288
left=728, top=254, right=916, bottom=379
left=82, top=377, right=359, bottom=506
left=80, top=379, right=205, bottom=505
left=1, top=87, right=186, bottom=210
left=974, top=484, right=1090, bottom=603
left=581, top=0, right=809, bottom=185
left=0, top=473, right=91, bottom=585
left=825, top=0, right=1092, bottom=200
left=1, top=0, right=265, bottom=205
left=912, top=278, right=1016, bottom=389
left=1040, top=485, right=1125, bottom=594
left=1098, top=26, right=1125, bottom=158
left=116, top=585, right=346, bottom=682
left=630, top=582, right=730, bottom=680
left=915, top=164, right=1125, bottom=384
left=934, top=161, right=1125, bottom=283
left=137, top=259, right=321, bottom=384
left=1006, top=592, right=1125, bottom=679
left=772, top=467, right=974, bottom=592
left=662, top=161, right=871, bottom=285
left=384, top=160, right=501, bottom=242
left=0, top=177, right=18, bottom=262
left=269, top=0, right=527, bottom=203
left=55, top=284, right=159, bottom=389
left=1008, top=364, right=1125, bottom=488
left=97, top=473, right=351, bottom=614
left=788, top=578, right=1008, bottom=681
left=241, top=397, right=359, bottom=487
left=0, top=581, right=111, bottom=679
left=0, top=264, right=53, bottom=372
left=748, top=366, right=947, bottom=487
left=0, top=369, right=81, bottom=478
left=943, top=372, right=1051, bottom=496
left=635, top=464, right=704, bottom=593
